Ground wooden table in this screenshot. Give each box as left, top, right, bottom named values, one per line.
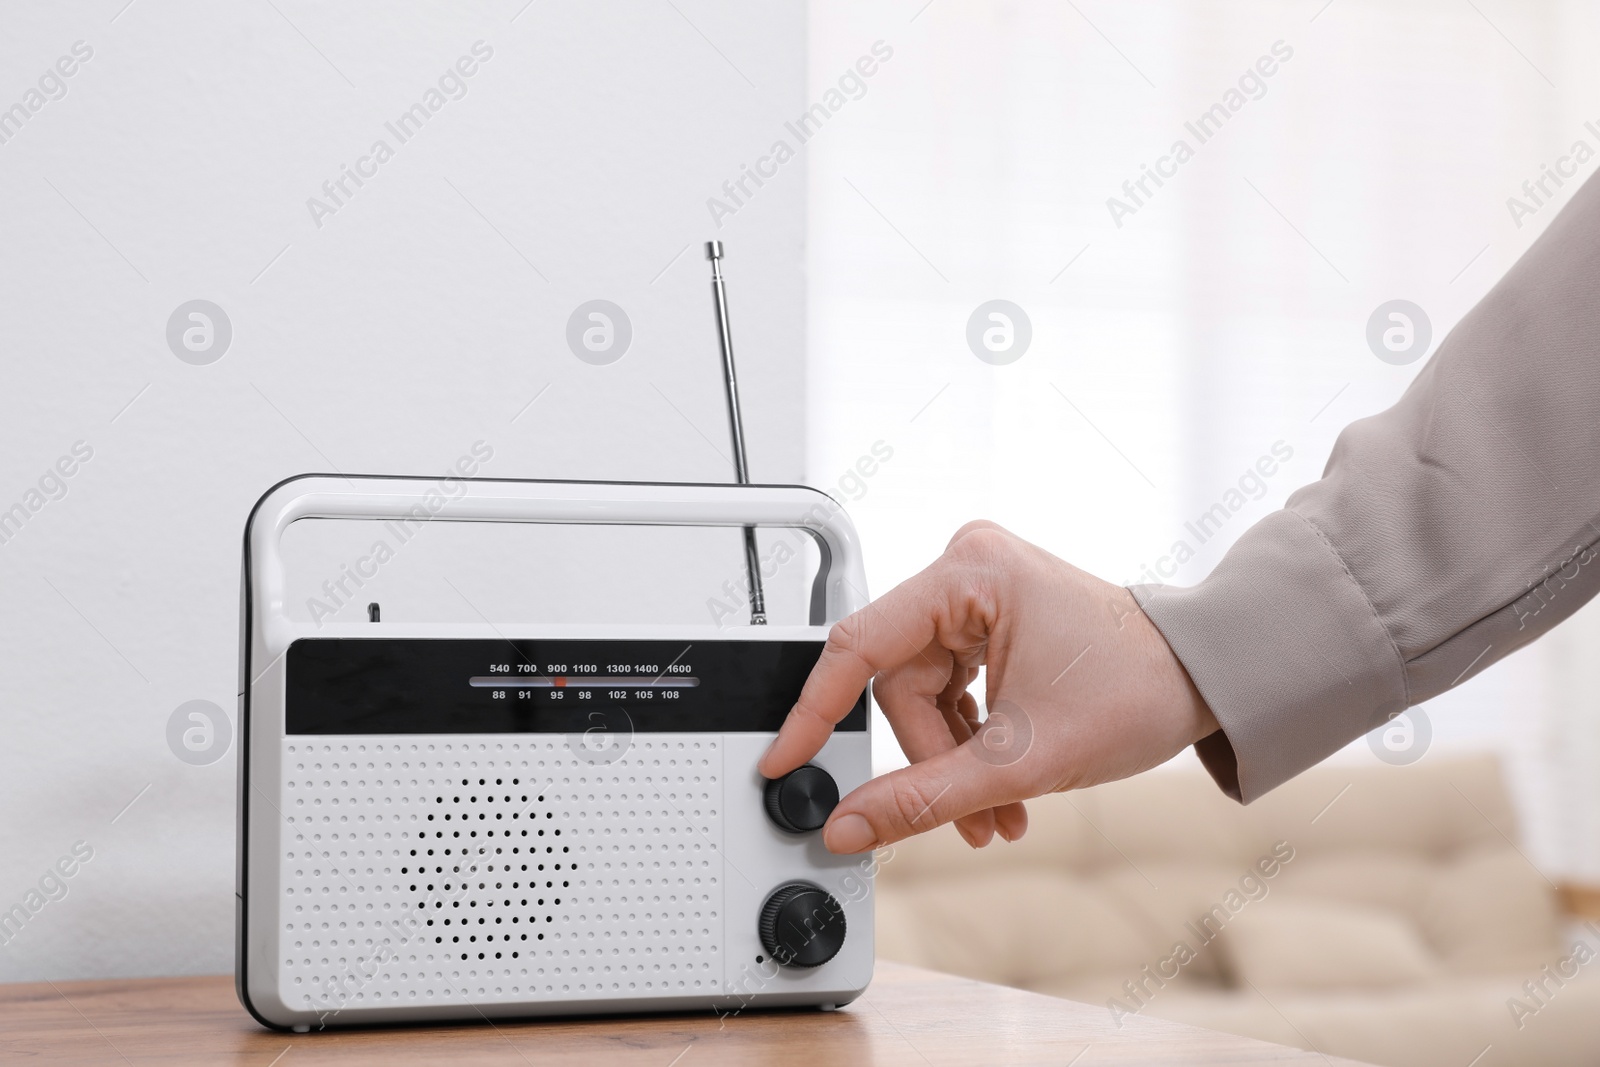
left=0, top=962, right=1370, bottom=1065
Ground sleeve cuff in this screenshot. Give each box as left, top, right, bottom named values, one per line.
left=1130, top=509, right=1410, bottom=803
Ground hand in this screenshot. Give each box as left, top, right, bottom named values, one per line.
left=757, top=521, right=1219, bottom=854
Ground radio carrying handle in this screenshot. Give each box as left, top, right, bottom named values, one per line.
left=243, top=475, right=867, bottom=664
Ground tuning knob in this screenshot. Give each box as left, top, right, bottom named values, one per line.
left=763, top=764, right=839, bottom=833
left=759, top=882, right=847, bottom=967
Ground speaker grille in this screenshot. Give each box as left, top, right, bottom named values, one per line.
left=275, top=736, right=725, bottom=1016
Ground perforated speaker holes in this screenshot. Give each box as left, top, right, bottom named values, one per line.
left=279, top=738, right=725, bottom=1007
left=412, top=778, right=564, bottom=962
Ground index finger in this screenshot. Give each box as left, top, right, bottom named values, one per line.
left=758, top=569, right=948, bottom=778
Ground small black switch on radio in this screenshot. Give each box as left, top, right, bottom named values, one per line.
left=763, top=764, right=839, bottom=834
left=759, top=882, right=846, bottom=967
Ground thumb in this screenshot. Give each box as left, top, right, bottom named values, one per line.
left=821, top=744, right=1016, bottom=854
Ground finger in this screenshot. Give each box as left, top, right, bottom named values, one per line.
left=874, top=653, right=998, bottom=847
left=933, top=676, right=1002, bottom=847
left=821, top=745, right=1018, bottom=853
left=873, top=645, right=962, bottom=763
left=952, top=801, right=997, bottom=848
left=945, top=680, right=981, bottom=732
left=994, top=799, right=1029, bottom=842
left=960, top=689, right=1029, bottom=842
left=759, top=566, right=961, bottom=777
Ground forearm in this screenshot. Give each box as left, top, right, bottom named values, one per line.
left=1136, top=169, right=1600, bottom=802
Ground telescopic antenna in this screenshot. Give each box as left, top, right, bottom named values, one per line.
left=705, top=240, right=767, bottom=625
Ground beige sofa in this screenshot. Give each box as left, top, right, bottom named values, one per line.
left=874, top=754, right=1600, bottom=1067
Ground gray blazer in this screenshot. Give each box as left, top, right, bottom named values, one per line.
left=1135, top=169, right=1600, bottom=803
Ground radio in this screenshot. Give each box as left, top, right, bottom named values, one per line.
left=235, top=245, right=876, bottom=1030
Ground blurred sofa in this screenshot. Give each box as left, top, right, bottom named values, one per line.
left=874, top=754, right=1600, bottom=1067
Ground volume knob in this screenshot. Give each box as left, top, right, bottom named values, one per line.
left=763, top=764, right=839, bottom=833
left=759, top=882, right=847, bottom=967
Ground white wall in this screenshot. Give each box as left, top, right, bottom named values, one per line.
left=806, top=0, right=1600, bottom=871
left=0, top=0, right=808, bottom=981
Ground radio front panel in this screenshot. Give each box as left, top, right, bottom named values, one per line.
left=240, top=628, right=874, bottom=1030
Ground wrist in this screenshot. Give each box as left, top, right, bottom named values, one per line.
left=1120, top=587, right=1219, bottom=746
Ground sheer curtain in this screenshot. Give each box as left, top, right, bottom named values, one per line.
left=806, top=0, right=1600, bottom=875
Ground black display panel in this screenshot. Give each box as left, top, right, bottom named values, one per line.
left=285, top=637, right=867, bottom=735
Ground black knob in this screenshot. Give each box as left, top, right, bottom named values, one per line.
left=759, top=883, right=847, bottom=968
left=763, top=764, right=839, bottom=833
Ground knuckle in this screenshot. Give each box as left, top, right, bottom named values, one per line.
left=888, top=776, right=947, bottom=835
left=826, top=613, right=866, bottom=659
left=788, top=701, right=832, bottom=735
left=871, top=669, right=910, bottom=705
left=946, top=525, right=1016, bottom=566
left=947, top=519, right=1006, bottom=549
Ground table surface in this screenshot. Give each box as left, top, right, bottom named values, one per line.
left=1, top=961, right=1371, bottom=1066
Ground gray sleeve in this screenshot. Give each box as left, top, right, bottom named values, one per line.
left=1133, top=168, right=1600, bottom=803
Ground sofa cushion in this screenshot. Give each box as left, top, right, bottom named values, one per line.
left=1095, top=863, right=1285, bottom=983
left=1076, top=769, right=1255, bottom=869
left=1270, top=850, right=1436, bottom=919
left=872, top=795, right=1099, bottom=882
left=1222, top=898, right=1440, bottom=991
left=873, top=870, right=1167, bottom=988
left=1074, top=752, right=1517, bottom=870
left=1420, top=845, right=1563, bottom=973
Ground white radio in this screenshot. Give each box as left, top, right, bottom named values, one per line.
left=234, top=244, right=876, bottom=1031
